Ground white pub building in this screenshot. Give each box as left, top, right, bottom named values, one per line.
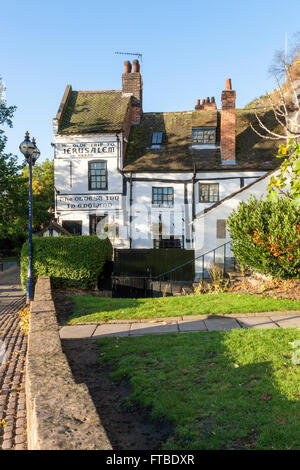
left=53, top=60, right=280, bottom=278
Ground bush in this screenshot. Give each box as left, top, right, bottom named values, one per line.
left=20, top=235, right=113, bottom=290
left=227, top=196, right=300, bottom=279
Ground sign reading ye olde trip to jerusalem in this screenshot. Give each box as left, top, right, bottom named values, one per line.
left=55, top=141, right=117, bottom=158
left=56, top=194, right=122, bottom=211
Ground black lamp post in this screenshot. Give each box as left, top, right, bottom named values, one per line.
left=19, top=132, right=40, bottom=304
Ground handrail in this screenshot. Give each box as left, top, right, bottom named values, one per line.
left=152, top=241, right=232, bottom=280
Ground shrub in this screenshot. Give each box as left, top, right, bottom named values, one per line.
left=20, top=235, right=113, bottom=290
left=227, top=196, right=300, bottom=279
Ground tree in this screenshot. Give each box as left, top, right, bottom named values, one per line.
left=268, top=31, right=300, bottom=79
left=21, top=159, right=54, bottom=231
left=249, top=48, right=300, bottom=208
left=227, top=197, right=300, bottom=279
left=0, top=78, right=26, bottom=249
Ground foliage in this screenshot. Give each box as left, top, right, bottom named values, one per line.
left=227, top=196, right=300, bottom=279
left=0, top=77, right=55, bottom=254
left=21, top=159, right=55, bottom=230
left=20, top=235, right=113, bottom=290
left=68, top=293, right=300, bottom=324
left=268, top=140, right=300, bottom=208
left=0, top=77, right=25, bottom=248
left=193, top=264, right=230, bottom=295
left=207, top=263, right=230, bottom=293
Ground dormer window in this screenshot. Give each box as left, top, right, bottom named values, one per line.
left=192, top=127, right=216, bottom=145
left=152, top=132, right=163, bottom=145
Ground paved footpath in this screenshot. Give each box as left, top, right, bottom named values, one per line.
left=0, top=263, right=27, bottom=450
left=60, top=310, right=300, bottom=339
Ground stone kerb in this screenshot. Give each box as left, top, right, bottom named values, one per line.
left=26, top=275, right=112, bottom=450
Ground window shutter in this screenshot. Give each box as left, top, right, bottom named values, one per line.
left=216, top=219, right=226, bottom=239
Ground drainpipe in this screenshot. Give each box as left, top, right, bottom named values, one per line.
left=116, top=133, right=131, bottom=195
left=191, top=164, right=196, bottom=248
left=129, top=172, right=133, bottom=248
left=192, top=163, right=196, bottom=221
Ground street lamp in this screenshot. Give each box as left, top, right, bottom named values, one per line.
left=19, top=131, right=40, bottom=303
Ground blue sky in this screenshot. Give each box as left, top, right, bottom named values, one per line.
left=2, top=0, right=300, bottom=163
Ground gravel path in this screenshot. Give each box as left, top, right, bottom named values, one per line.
left=0, top=264, right=27, bottom=450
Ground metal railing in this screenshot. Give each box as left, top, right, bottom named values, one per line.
left=152, top=241, right=236, bottom=282
left=111, top=242, right=237, bottom=298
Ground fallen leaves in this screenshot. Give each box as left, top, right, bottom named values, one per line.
left=261, top=393, right=272, bottom=401
left=277, top=419, right=286, bottom=425
left=0, top=418, right=7, bottom=429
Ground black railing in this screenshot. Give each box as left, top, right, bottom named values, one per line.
left=111, top=242, right=237, bottom=298
left=152, top=241, right=236, bottom=282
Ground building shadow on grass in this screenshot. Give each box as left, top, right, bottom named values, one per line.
left=61, top=337, right=173, bottom=450
left=62, top=327, right=300, bottom=450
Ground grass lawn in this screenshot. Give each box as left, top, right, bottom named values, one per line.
left=97, top=328, right=300, bottom=450
left=68, top=293, right=300, bottom=324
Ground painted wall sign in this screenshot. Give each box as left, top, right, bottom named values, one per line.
left=56, top=194, right=122, bottom=211
left=55, top=142, right=117, bottom=158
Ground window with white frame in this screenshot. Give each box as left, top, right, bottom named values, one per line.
left=199, top=183, right=219, bottom=203
left=152, top=187, right=174, bottom=208
left=88, top=161, right=107, bottom=190
left=192, top=127, right=216, bottom=145
left=152, top=132, right=163, bottom=145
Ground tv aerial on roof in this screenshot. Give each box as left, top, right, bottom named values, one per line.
left=114, top=51, right=143, bottom=67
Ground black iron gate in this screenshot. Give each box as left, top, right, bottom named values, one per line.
left=112, top=276, right=152, bottom=298
left=113, top=248, right=195, bottom=280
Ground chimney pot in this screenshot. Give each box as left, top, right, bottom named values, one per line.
left=195, top=99, right=202, bottom=110
left=132, top=59, right=140, bottom=72
left=211, top=96, right=215, bottom=103
left=124, top=61, right=132, bottom=73
left=206, top=97, right=210, bottom=103
left=202, top=99, right=205, bottom=105
left=225, top=78, right=232, bottom=90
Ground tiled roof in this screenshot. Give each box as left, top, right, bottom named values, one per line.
left=123, top=108, right=283, bottom=172
left=35, top=220, right=71, bottom=236
left=58, top=90, right=131, bottom=134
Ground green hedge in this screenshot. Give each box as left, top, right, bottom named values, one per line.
left=227, top=196, right=300, bottom=279
left=20, top=235, right=113, bottom=290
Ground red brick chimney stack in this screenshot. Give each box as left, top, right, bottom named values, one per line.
left=221, top=78, right=236, bottom=164
left=195, top=96, right=217, bottom=111
left=122, top=60, right=142, bottom=124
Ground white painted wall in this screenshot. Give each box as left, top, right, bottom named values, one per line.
left=193, top=170, right=280, bottom=279
left=194, top=171, right=266, bottom=213
left=54, top=133, right=125, bottom=242
left=53, top=130, right=268, bottom=256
